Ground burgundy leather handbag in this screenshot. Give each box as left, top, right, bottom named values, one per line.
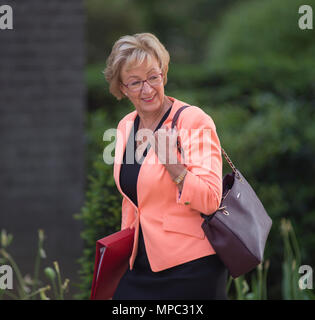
left=172, top=106, right=272, bottom=279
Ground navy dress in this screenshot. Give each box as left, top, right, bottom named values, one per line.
left=113, top=106, right=228, bottom=300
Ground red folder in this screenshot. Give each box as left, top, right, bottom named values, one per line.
left=90, top=227, right=135, bottom=300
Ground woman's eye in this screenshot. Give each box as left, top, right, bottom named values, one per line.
left=130, top=81, right=141, bottom=86
left=149, top=75, right=158, bottom=81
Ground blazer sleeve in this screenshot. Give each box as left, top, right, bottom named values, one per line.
left=175, top=106, right=222, bottom=215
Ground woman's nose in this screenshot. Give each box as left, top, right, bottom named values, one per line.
left=142, top=80, right=154, bottom=93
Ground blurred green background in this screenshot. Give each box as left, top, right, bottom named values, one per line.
left=78, top=0, right=315, bottom=300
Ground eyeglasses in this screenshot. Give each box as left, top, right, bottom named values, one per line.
left=121, top=73, right=163, bottom=92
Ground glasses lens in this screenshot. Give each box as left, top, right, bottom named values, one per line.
left=148, top=74, right=162, bottom=86
left=128, top=80, right=142, bottom=91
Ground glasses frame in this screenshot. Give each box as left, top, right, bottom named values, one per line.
left=121, top=72, right=163, bottom=92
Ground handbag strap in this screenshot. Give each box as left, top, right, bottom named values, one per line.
left=171, top=105, right=241, bottom=180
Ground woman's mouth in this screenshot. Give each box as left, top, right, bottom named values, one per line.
left=142, top=95, right=156, bottom=103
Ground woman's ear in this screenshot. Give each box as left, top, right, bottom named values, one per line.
left=119, top=84, right=128, bottom=97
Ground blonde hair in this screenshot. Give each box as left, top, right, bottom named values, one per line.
left=104, top=33, right=170, bottom=100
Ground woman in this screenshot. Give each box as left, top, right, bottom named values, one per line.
left=104, top=32, right=228, bottom=300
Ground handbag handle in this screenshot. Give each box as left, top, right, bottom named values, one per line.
left=171, top=105, right=241, bottom=180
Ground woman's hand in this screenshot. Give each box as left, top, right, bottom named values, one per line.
left=152, top=125, right=178, bottom=165
left=151, top=125, right=187, bottom=192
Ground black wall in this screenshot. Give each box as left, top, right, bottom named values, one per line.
left=0, top=1, right=86, bottom=298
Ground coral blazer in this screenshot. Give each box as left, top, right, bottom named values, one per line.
left=113, top=96, right=222, bottom=272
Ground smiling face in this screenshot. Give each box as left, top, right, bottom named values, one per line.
left=120, top=56, right=166, bottom=117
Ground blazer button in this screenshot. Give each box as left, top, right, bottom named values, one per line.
left=184, top=201, right=190, bottom=205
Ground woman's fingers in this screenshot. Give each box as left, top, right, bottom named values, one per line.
left=152, top=126, right=178, bottom=164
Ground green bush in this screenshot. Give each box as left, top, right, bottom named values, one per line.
left=202, top=0, right=315, bottom=298
left=205, top=0, right=315, bottom=101
left=208, top=0, right=315, bottom=64
left=77, top=0, right=315, bottom=299
left=85, top=64, right=133, bottom=120
left=85, top=0, right=147, bottom=64
left=85, top=0, right=239, bottom=65
left=74, top=155, right=122, bottom=300
left=75, top=108, right=124, bottom=299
